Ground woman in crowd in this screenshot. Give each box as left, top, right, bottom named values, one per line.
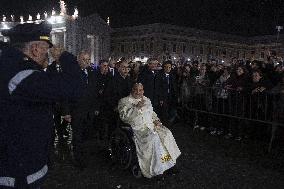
left=211, top=67, right=232, bottom=136
left=224, top=66, right=249, bottom=140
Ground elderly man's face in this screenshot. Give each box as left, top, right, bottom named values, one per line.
left=78, top=53, right=91, bottom=69
left=131, top=84, right=144, bottom=99
left=31, top=41, right=50, bottom=68
left=118, top=62, right=129, bottom=78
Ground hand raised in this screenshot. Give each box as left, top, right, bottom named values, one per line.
left=153, top=120, right=162, bottom=127
left=136, top=98, right=145, bottom=109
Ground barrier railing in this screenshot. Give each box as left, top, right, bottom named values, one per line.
left=180, top=85, right=284, bottom=152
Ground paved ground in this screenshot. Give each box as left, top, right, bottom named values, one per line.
left=43, top=122, right=284, bottom=189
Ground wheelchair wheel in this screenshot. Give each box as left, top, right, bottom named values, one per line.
left=109, top=128, right=133, bottom=170
left=132, top=164, right=142, bottom=178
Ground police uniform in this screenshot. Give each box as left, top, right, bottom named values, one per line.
left=0, top=23, right=83, bottom=189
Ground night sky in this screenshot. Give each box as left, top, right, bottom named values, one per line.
left=0, top=0, right=283, bottom=36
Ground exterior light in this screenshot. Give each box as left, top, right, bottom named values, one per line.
left=173, top=57, right=176, bottom=60
left=20, top=16, right=24, bottom=24
left=11, top=15, right=14, bottom=22
left=107, top=17, right=110, bottom=25
left=44, top=12, right=48, bottom=19
left=2, top=15, right=6, bottom=22
left=37, top=13, right=40, bottom=20
left=60, top=0, right=67, bottom=16
left=72, top=8, right=79, bottom=19
left=187, top=58, right=191, bottom=61
left=52, top=8, right=56, bottom=16
left=27, top=15, right=33, bottom=23
left=221, top=60, right=224, bottom=63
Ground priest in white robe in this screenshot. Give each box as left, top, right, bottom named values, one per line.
left=118, top=83, right=181, bottom=178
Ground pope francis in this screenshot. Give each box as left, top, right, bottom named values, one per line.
left=118, top=83, right=181, bottom=178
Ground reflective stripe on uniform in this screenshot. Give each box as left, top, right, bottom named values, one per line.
left=26, top=165, right=48, bottom=184
left=8, top=70, right=38, bottom=95
left=0, top=177, right=15, bottom=187
left=0, top=165, right=47, bottom=187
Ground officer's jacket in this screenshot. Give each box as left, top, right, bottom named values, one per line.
left=0, top=47, right=83, bottom=188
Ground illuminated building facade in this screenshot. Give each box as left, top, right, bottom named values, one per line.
left=0, top=1, right=111, bottom=64
left=1, top=1, right=283, bottom=64
left=111, top=23, right=284, bottom=63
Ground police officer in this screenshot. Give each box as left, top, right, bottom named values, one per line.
left=0, top=22, right=83, bottom=189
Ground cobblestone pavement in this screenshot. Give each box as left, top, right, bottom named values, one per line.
left=43, top=123, right=284, bottom=189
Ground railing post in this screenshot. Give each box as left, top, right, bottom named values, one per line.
left=268, top=123, right=278, bottom=152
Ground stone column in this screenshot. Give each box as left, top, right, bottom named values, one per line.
left=95, top=35, right=100, bottom=64
left=87, top=34, right=95, bottom=64
left=63, top=30, right=66, bottom=49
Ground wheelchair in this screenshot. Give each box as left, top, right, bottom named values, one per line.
left=108, top=117, right=142, bottom=178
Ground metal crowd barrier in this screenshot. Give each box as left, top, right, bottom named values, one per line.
left=180, top=85, right=284, bottom=152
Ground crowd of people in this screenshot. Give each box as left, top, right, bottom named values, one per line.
left=61, top=49, right=284, bottom=164
left=0, top=22, right=182, bottom=189
left=173, top=56, right=284, bottom=140
left=1, top=21, right=284, bottom=189
left=121, top=55, right=284, bottom=141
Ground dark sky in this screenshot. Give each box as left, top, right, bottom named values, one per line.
left=0, top=0, right=283, bottom=36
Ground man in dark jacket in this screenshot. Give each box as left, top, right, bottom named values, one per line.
left=104, top=61, right=133, bottom=111
left=103, top=61, right=133, bottom=133
left=137, top=58, right=158, bottom=106
left=0, top=22, right=83, bottom=189
left=62, top=50, right=100, bottom=169
left=46, top=45, right=69, bottom=142
left=155, top=61, right=178, bottom=124
left=92, top=60, right=112, bottom=140
left=93, top=60, right=112, bottom=111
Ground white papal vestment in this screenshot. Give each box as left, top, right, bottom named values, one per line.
left=118, top=95, right=181, bottom=178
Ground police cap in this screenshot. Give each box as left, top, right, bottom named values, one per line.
left=2, top=22, right=53, bottom=47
